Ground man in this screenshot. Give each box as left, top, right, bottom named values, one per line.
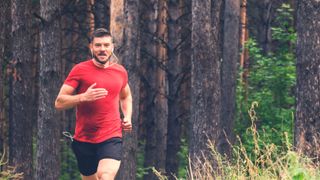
left=55, top=28, right=132, bottom=180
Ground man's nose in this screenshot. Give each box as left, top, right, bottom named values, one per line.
left=101, top=45, right=107, bottom=50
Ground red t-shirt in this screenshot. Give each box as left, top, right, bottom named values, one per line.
left=64, top=59, right=128, bottom=143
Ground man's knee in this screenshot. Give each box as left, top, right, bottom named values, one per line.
left=97, top=170, right=117, bottom=180
left=97, top=158, right=121, bottom=180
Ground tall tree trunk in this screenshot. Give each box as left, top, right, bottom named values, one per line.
left=239, top=0, right=249, bottom=103
left=36, top=0, right=61, bottom=179
left=247, top=0, right=290, bottom=54
left=154, top=0, right=168, bottom=174
left=110, top=0, right=124, bottom=50
left=247, top=0, right=272, bottom=53
left=190, top=0, right=223, bottom=176
left=166, top=0, right=181, bottom=178
left=240, top=0, right=248, bottom=70
left=64, top=0, right=90, bottom=64
left=9, top=1, right=34, bottom=178
left=139, top=1, right=158, bottom=178
left=294, top=0, right=320, bottom=162
left=88, top=0, right=95, bottom=35
left=94, top=0, right=110, bottom=29
left=141, top=0, right=168, bottom=179
left=220, top=0, right=240, bottom=157
left=166, top=0, right=191, bottom=178
left=0, top=2, right=3, bottom=157
left=109, top=0, right=140, bottom=179
left=59, top=1, right=80, bottom=179
left=0, top=0, right=11, bottom=158
left=74, top=0, right=91, bottom=61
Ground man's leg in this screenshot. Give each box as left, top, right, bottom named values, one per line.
left=96, top=158, right=121, bottom=180
left=82, top=174, right=98, bottom=180
left=72, top=140, right=99, bottom=180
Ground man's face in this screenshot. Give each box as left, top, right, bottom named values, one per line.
left=91, top=36, right=114, bottom=63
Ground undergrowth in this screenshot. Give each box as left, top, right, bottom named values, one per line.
left=153, top=102, right=320, bottom=180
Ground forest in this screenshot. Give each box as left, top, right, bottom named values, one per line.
left=0, top=0, right=319, bottom=180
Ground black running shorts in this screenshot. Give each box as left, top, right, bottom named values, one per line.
left=71, top=137, right=122, bottom=176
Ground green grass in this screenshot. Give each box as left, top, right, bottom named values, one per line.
left=153, top=102, right=320, bottom=180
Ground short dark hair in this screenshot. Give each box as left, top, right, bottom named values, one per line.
left=90, top=28, right=113, bottom=42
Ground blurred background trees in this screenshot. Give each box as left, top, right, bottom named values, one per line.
left=1, top=0, right=319, bottom=179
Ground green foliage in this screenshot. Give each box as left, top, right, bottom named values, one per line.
left=59, top=140, right=81, bottom=180
left=136, top=139, right=188, bottom=179
left=235, top=3, right=296, bottom=157
left=136, top=140, right=151, bottom=180
left=177, top=138, right=188, bottom=178
left=154, top=102, right=320, bottom=179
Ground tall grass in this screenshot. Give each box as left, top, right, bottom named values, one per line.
left=0, top=150, right=24, bottom=180
left=154, top=102, right=320, bottom=180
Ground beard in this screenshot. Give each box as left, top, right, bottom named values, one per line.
left=93, top=52, right=112, bottom=65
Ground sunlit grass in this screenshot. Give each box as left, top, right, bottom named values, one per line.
left=0, top=150, right=24, bottom=180
left=153, top=102, right=320, bottom=180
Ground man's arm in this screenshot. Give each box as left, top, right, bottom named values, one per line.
left=120, top=84, right=133, bottom=131
left=55, top=83, right=108, bottom=110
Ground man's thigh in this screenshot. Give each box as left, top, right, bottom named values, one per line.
left=96, top=137, right=122, bottom=179
left=97, top=158, right=121, bottom=179
left=72, top=140, right=99, bottom=177
left=97, top=137, right=122, bottom=160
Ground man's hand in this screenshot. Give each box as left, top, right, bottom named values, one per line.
left=79, top=83, right=108, bottom=102
left=122, top=117, right=132, bottom=132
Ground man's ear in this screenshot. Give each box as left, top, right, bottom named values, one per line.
left=88, top=43, right=93, bottom=52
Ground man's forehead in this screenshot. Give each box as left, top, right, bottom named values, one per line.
left=92, top=36, right=113, bottom=43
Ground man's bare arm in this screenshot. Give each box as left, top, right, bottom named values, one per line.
left=55, top=83, right=108, bottom=110
left=120, top=84, right=133, bottom=131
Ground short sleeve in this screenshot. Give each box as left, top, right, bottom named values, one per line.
left=64, top=65, right=81, bottom=89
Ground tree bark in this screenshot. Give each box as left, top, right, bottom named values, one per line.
left=139, top=1, right=158, bottom=179
left=112, top=0, right=140, bottom=179
left=220, top=0, right=240, bottom=157
left=166, top=0, right=191, bottom=178
left=88, top=0, right=95, bottom=35
left=141, top=0, right=169, bottom=179
left=35, top=0, right=61, bottom=179
left=166, top=0, right=181, bottom=178
left=8, top=0, right=34, bottom=178
left=294, top=0, right=320, bottom=161
left=110, top=0, right=124, bottom=50
left=0, top=0, right=11, bottom=158
left=59, top=1, right=81, bottom=178
left=190, top=0, right=223, bottom=176
left=239, top=0, right=250, bottom=103
left=247, top=0, right=290, bottom=53
left=154, top=0, right=168, bottom=175
left=94, top=0, right=110, bottom=29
